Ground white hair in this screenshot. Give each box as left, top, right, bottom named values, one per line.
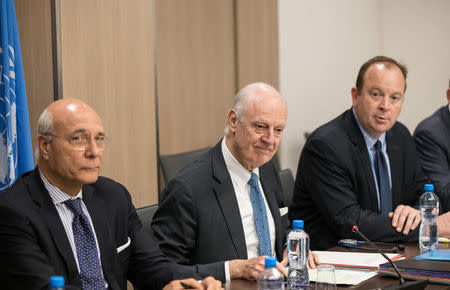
left=224, top=82, right=279, bottom=135
left=35, top=108, right=54, bottom=160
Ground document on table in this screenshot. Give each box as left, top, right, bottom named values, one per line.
left=313, top=251, right=404, bottom=270
left=309, top=268, right=378, bottom=285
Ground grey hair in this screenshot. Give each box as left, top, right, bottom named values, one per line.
left=224, top=82, right=279, bottom=135
left=37, top=108, right=54, bottom=138
left=35, top=108, right=54, bottom=160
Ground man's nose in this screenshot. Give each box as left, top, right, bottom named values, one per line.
left=261, top=130, right=276, bottom=144
left=379, top=96, right=390, bottom=110
left=84, top=140, right=102, bottom=156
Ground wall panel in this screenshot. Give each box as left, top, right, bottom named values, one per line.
left=235, top=0, right=279, bottom=90
left=59, top=0, right=157, bottom=206
left=15, top=0, right=54, bottom=155
left=155, top=0, right=236, bottom=155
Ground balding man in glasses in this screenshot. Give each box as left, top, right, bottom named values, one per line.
left=0, top=98, right=222, bottom=290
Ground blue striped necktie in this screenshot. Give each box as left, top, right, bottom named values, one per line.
left=248, top=173, right=272, bottom=256
left=65, top=198, right=105, bottom=290
left=374, top=140, right=392, bottom=216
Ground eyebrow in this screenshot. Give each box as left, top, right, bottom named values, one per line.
left=71, top=129, right=105, bottom=136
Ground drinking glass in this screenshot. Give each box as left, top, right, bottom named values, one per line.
left=315, top=265, right=337, bottom=290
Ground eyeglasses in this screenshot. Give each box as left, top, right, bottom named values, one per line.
left=48, top=134, right=108, bottom=151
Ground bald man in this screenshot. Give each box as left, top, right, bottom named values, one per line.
left=0, top=99, right=221, bottom=290
left=152, top=83, right=318, bottom=283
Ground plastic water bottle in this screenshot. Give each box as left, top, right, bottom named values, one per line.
left=287, top=220, right=309, bottom=289
left=49, top=276, right=65, bottom=290
left=419, top=184, right=439, bottom=254
left=257, top=257, right=284, bottom=290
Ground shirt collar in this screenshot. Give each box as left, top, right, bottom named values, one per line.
left=39, top=169, right=83, bottom=205
left=352, top=108, right=386, bottom=150
left=221, top=138, right=260, bottom=189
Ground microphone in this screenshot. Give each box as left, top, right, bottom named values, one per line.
left=351, top=225, right=427, bottom=290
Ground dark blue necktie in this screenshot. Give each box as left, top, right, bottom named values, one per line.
left=374, top=140, right=392, bottom=216
left=65, top=198, right=105, bottom=290
left=248, top=173, right=272, bottom=256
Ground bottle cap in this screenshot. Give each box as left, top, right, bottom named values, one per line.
left=50, top=276, right=65, bottom=288
left=424, top=184, right=434, bottom=191
left=265, top=257, right=277, bottom=268
left=293, top=220, right=304, bottom=229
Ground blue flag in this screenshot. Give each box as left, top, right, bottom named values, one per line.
left=0, top=0, right=34, bottom=192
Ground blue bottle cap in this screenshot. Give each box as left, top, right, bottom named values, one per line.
left=265, top=257, right=277, bottom=268
left=50, top=276, right=65, bottom=288
left=293, top=220, right=304, bottom=229
left=424, top=184, right=434, bottom=191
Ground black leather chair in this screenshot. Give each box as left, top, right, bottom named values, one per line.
left=159, top=147, right=211, bottom=183
left=279, top=168, right=295, bottom=207
left=136, top=204, right=158, bottom=237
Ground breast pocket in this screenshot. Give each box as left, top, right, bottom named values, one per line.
left=116, top=237, right=131, bottom=268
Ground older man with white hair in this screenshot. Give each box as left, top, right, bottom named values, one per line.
left=152, top=82, right=318, bottom=283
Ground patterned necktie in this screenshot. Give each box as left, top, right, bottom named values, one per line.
left=65, top=198, right=105, bottom=290
left=374, top=140, right=392, bottom=216
left=248, top=173, right=272, bottom=256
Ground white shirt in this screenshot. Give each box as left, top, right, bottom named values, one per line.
left=221, top=138, right=276, bottom=281
left=39, top=170, right=107, bottom=287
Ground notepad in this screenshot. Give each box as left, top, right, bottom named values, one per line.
left=415, top=249, right=450, bottom=261
left=309, top=268, right=378, bottom=285
left=314, top=251, right=404, bottom=271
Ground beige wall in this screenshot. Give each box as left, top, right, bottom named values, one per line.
left=17, top=0, right=279, bottom=204
left=279, top=0, right=450, bottom=174
left=15, top=0, right=54, bottom=154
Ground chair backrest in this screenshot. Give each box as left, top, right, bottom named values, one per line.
left=159, top=147, right=211, bottom=183
left=136, top=204, right=158, bottom=237
left=279, top=168, right=295, bottom=208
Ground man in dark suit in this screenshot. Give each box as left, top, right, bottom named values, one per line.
left=0, top=99, right=221, bottom=290
left=152, top=82, right=318, bottom=283
left=290, top=56, right=450, bottom=250
left=414, top=81, right=450, bottom=211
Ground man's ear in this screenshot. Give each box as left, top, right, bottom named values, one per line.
left=351, top=86, right=359, bottom=107
left=37, top=135, right=51, bottom=160
left=446, top=88, right=450, bottom=104
left=227, top=109, right=238, bottom=133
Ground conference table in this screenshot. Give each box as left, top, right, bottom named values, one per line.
left=224, top=243, right=450, bottom=290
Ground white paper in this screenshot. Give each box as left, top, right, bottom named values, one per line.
left=309, top=268, right=378, bottom=285
left=313, top=251, right=403, bottom=269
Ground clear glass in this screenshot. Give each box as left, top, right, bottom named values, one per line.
left=315, top=265, right=336, bottom=290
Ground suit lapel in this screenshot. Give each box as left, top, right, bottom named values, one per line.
left=211, top=142, right=248, bottom=259
left=386, top=129, right=402, bottom=207
left=346, top=110, right=380, bottom=211
left=28, top=169, right=81, bottom=285
left=259, top=164, right=283, bottom=258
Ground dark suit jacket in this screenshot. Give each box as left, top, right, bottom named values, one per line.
left=289, top=109, right=427, bottom=250
left=151, top=140, right=289, bottom=282
left=0, top=168, right=195, bottom=290
left=414, top=105, right=450, bottom=211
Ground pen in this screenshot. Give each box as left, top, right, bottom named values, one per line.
left=439, top=237, right=449, bottom=243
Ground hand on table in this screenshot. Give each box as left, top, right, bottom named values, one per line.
left=389, top=205, right=420, bottom=235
